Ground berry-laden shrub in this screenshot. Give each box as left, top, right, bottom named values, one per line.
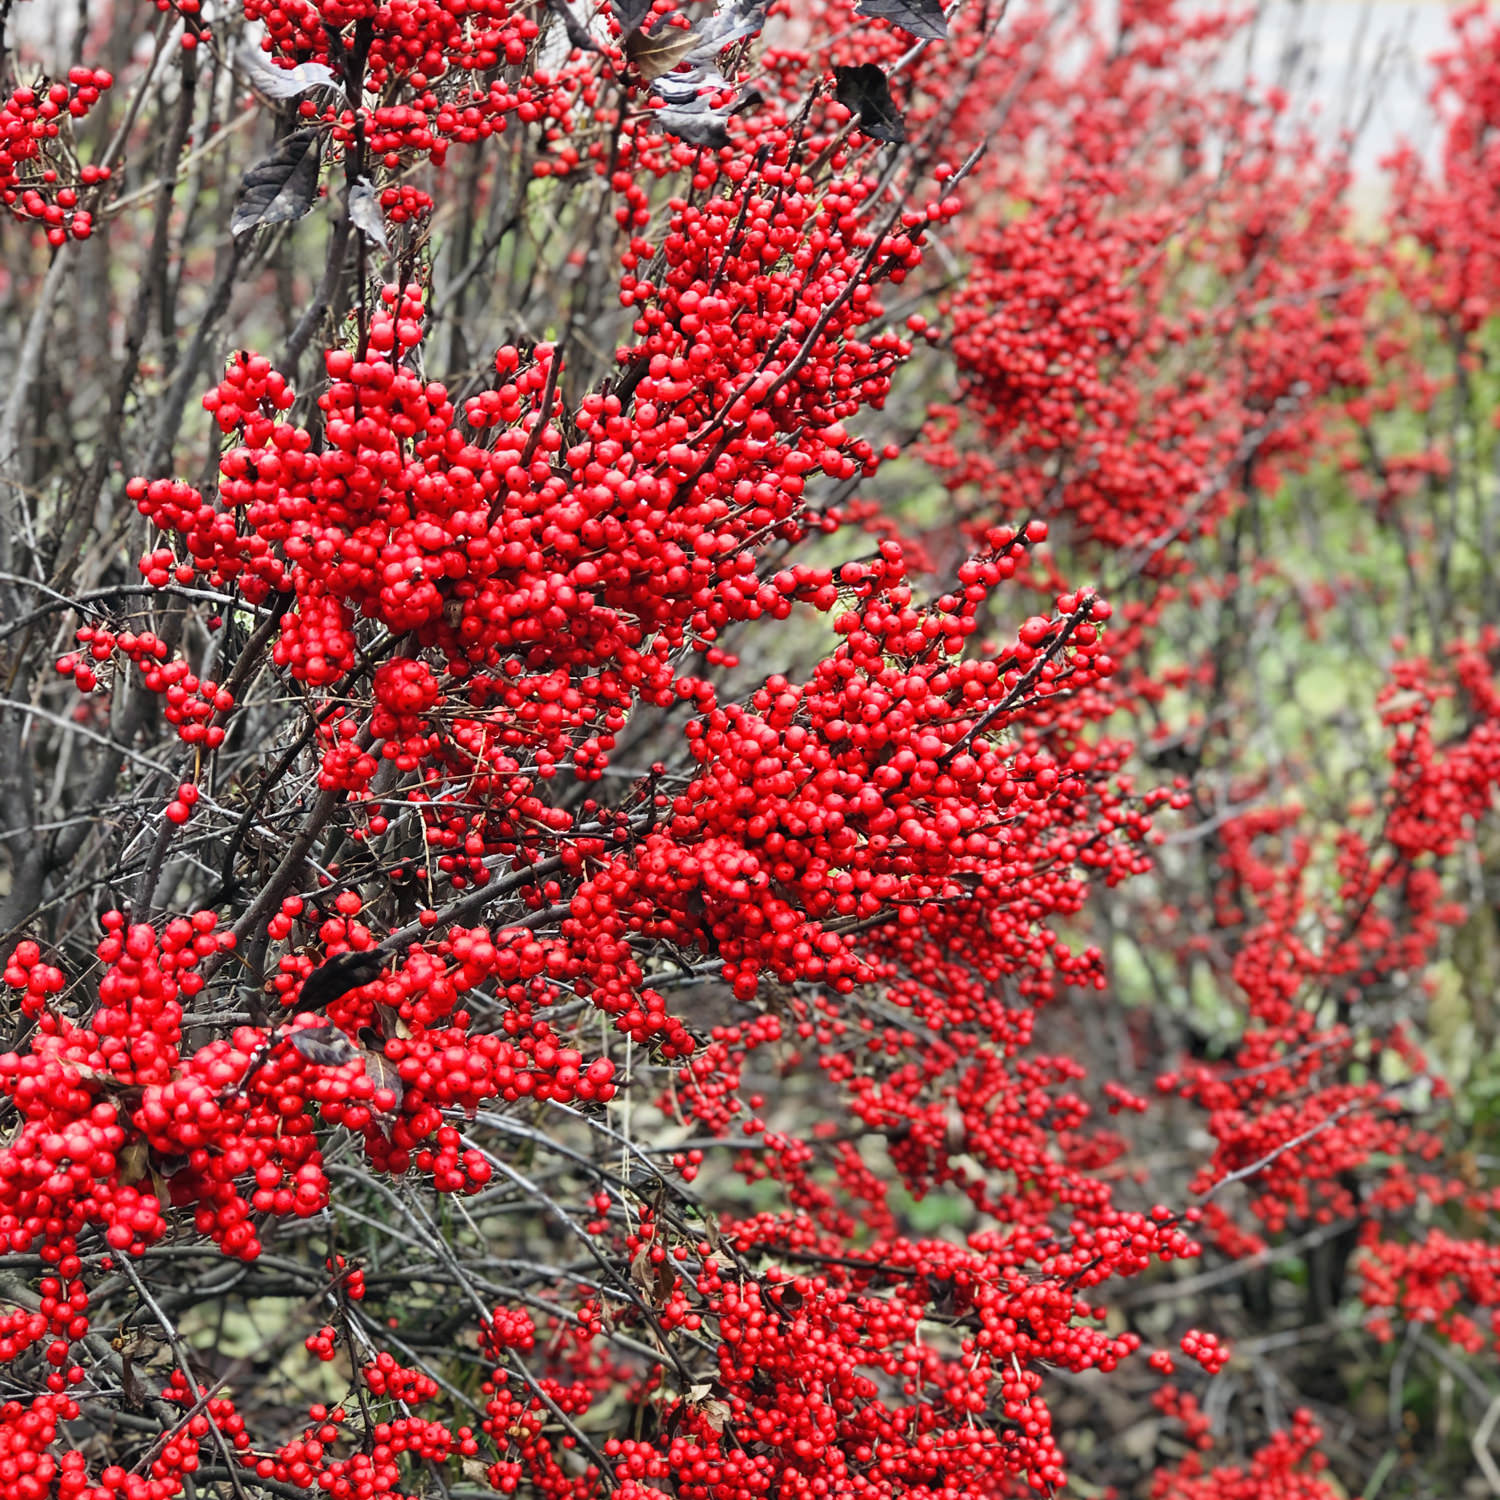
left=2, top=1, right=1500, bottom=1498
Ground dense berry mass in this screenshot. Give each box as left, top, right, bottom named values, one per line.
left=2, top=2, right=1500, bottom=1499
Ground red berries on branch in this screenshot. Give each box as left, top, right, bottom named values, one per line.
left=0, top=68, right=112, bottom=243
left=57, top=627, right=233, bottom=749
left=3, top=0, right=1500, bottom=1497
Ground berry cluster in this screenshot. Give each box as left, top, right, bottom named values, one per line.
left=247, top=1371, right=478, bottom=1500
left=1178, top=1328, right=1231, bottom=1375
left=1152, top=1409, right=1342, bottom=1500
left=9, top=1, right=1500, bottom=1498
left=0, top=1374, right=247, bottom=1500
left=0, top=68, right=112, bottom=243
left=57, top=626, right=233, bottom=749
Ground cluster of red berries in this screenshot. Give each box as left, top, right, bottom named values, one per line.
left=1178, top=1328, right=1231, bottom=1374
left=149, top=0, right=213, bottom=50
left=1152, top=1382, right=1216, bottom=1453
left=1380, top=633, right=1500, bottom=861
left=923, top=0, right=1375, bottom=573
left=1156, top=639, right=1499, bottom=1275
left=328, top=1252, right=365, bottom=1300
left=1360, top=1230, right=1500, bottom=1353
left=1152, top=1408, right=1340, bottom=1499
left=572, top=1212, right=1187, bottom=1498
left=304, top=1324, right=339, bottom=1362
left=246, top=0, right=541, bottom=91
left=237, top=0, right=589, bottom=232
left=482, top=1368, right=601, bottom=1500
left=248, top=1377, right=475, bottom=1499
left=0, top=915, right=240, bottom=1309
left=2, top=1373, right=245, bottom=1500
left=360, top=1351, right=438, bottom=1403
left=0, top=69, right=112, bottom=243
left=1388, top=5, right=1500, bottom=334
left=57, top=626, right=233, bottom=749
left=132, top=226, right=939, bottom=831
left=378, top=179, right=433, bottom=225
left=481, top=1305, right=537, bottom=1355
left=17, top=2, right=1500, bottom=1498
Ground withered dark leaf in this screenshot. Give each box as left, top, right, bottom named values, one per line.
left=628, top=1166, right=665, bottom=1199
left=774, top=1283, right=804, bottom=1312
left=687, top=0, right=766, bottom=60
left=628, top=1243, right=675, bottom=1308
left=944, top=1099, right=967, bottom=1156
left=834, top=63, right=907, bottom=143
left=630, top=1242, right=655, bottom=1292
left=650, top=65, right=740, bottom=148
left=288, top=1024, right=361, bottom=1067
left=118, top=1137, right=150, bottom=1186
left=374, top=1001, right=412, bottom=1040
left=854, top=0, right=949, bottom=41
left=359, top=1047, right=405, bottom=1121
left=626, top=21, right=699, bottom=82
left=699, top=1208, right=722, bottom=1254
left=121, top=1353, right=144, bottom=1411
left=630, top=0, right=765, bottom=85
left=148, top=1163, right=172, bottom=1210
left=653, top=103, right=732, bottom=148
left=231, top=129, right=323, bottom=237
left=688, top=1386, right=731, bottom=1433
left=347, top=177, right=389, bottom=252
left=237, top=43, right=342, bottom=102
left=610, top=0, right=656, bottom=39
left=297, top=948, right=387, bottom=1012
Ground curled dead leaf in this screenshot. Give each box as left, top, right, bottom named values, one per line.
left=288, top=1024, right=361, bottom=1067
